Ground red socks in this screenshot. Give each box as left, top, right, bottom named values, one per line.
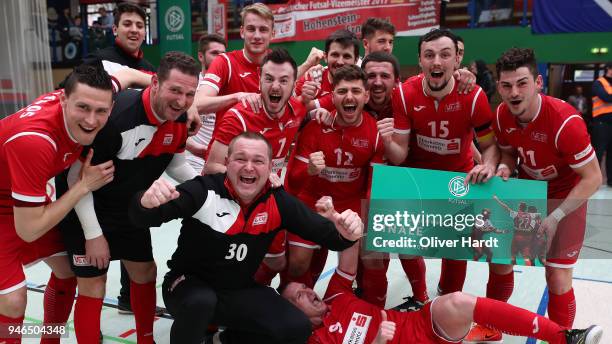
left=361, top=267, right=387, bottom=308
left=41, top=273, right=77, bottom=344
left=0, top=313, right=25, bottom=344
left=473, top=297, right=567, bottom=344
left=548, top=288, right=576, bottom=328
left=74, top=295, right=103, bottom=344
left=400, top=257, right=429, bottom=302
left=438, top=259, right=467, bottom=295
left=486, top=270, right=514, bottom=302
left=130, top=281, right=156, bottom=344
left=254, top=262, right=278, bottom=286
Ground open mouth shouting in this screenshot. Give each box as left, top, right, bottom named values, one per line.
left=239, top=175, right=257, bottom=184
left=269, top=92, right=282, bottom=104
left=430, top=70, right=444, bottom=81
left=342, top=103, right=357, bottom=114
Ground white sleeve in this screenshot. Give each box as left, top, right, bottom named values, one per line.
left=165, top=152, right=198, bottom=183
left=67, top=161, right=103, bottom=240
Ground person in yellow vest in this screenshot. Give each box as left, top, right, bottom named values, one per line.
left=592, top=63, right=612, bottom=186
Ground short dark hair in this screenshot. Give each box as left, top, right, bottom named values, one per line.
left=114, top=3, right=146, bottom=26
left=418, top=28, right=458, bottom=56
left=325, top=29, right=360, bottom=60
left=64, top=63, right=113, bottom=96
left=228, top=132, right=273, bottom=160
left=198, top=33, right=226, bottom=53
left=361, top=18, right=395, bottom=39
left=261, top=48, right=297, bottom=80
left=495, top=47, right=538, bottom=80
left=157, top=51, right=200, bottom=83
left=332, top=65, right=367, bottom=88
left=361, top=51, right=400, bottom=80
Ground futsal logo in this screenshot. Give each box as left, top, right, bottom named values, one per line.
left=448, top=176, right=469, bottom=198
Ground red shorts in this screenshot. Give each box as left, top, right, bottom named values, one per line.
left=390, top=299, right=463, bottom=344
left=287, top=196, right=362, bottom=250
left=545, top=201, right=587, bottom=268
left=0, top=215, right=66, bottom=294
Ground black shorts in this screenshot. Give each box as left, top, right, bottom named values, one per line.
left=60, top=218, right=153, bottom=277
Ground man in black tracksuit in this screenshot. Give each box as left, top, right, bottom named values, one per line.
left=129, top=131, right=363, bottom=344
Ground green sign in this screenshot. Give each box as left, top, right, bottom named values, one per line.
left=366, top=165, right=548, bottom=266
left=159, top=0, right=192, bottom=56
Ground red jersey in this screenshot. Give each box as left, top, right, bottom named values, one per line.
left=209, top=97, right=307, bottom=175
left=0, top=90, right=82, bottom=215
left=493, top=94, right=595, bottom=199
left=393, top=75, right=494, bottom=172
left=309, top=269, right=437, bottom=344
left=296, top=67, right=335, bottom=111
left=201, top=49, right=261, bottom=125
left=289, top=112, right=385, bottom=207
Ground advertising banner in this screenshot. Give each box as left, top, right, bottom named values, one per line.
left=269, top=0, right=440, bottom=42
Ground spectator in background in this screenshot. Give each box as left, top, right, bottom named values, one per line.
left=97, top=7, right=114, bottom=30
left=568, top=85, right=588, bottom=115
left=69, top=15, right=83, bottom=42
left=592, top=63, right=612, bottom=186
left=470, top=59, right=496, bottom=101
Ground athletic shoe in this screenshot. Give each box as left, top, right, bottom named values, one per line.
left=391, top=296, right=425, bottom=312
left=565, top=325, right=603, bottom=344
left=463, top=324, right=503, bottom=343
left=117, top=297, right=166, bottom=316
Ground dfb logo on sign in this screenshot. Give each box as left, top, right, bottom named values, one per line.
left=165, top=6, right=185, bottom=33
left=448, top=176, right=469, bottom=197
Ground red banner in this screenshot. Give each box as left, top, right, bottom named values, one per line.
left=270, top=0, right=440, bottom=43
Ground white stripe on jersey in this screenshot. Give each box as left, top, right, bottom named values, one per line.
left=471, top=88, right=483, bottom=118
left=192, top=189, right=241, bottom=234
left=222, top=53, right=232, bottom=82
left=230, top=108, right=247, bottom=131
left=12, top=192, right=46, bottom=203
left=554, top=114, right=582, bottom=150
left=570, top=150, right=596, bottom=169
left=201, top=80, right=220, bottom=92
left=4, top=132, right=57, bottom=151
left=117, top=124, right=157, bottom=160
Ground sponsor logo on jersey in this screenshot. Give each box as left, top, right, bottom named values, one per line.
left=63, top=152, right=72, bottom=162
left=448, top=176, right=469, bottom=198
left=351, top=138, right=369, bottom=149
left=505, top=128, right=518, bottom=134
left=135, top=138, right=146, bottom=146
left=444, top=101, right=461, bottom=112
left=567, top=250, right=578, bottom=258
left=204, top=73, right=221, bottom=83
left=342, top=312, right=372, bottom=344
left=530, top=132, right=547, bottom=143
left=280, top=119, right=297, bottom=131
left=260, top=128, right=272, bottom=135
left=239, top=72, right=252, bottom=78
left=574, top=144, right=593, bottom=161
left=413, top=105, right=425, bottom=112
left=416, top=135, right=461, bottom=155
left=163, top=134, right=173, bottom=145
left=322, top=128, right=335, bottom=134
left=253, top=212, right=268, bottom=226
left=72, top=254, right=91, bottom=267
left=216, top=212, right=230, bottom=217
left=521, top=164, right=558, bottom=180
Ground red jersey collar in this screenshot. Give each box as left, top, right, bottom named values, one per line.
left=141, top=87, right=165, bottom=126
